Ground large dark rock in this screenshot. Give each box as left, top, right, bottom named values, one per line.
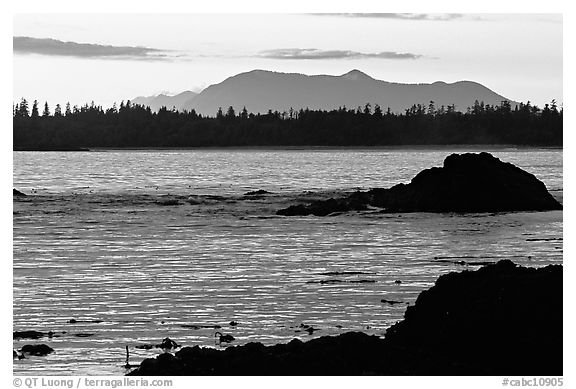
left=128, top=260, right=562, bottom=376
left=371, top=152, right=562, bottom=212
left=382, top=259, right=562, bottom=375
left=13, top=188, right=26, bottom=197
left=277, top=153, right=562, bottom=215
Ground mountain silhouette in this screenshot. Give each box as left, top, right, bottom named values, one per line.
left=133, top=70, right=516, bottom=116
left=131, top=91, right=197, bottom=112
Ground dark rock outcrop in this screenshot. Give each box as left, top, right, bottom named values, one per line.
left=157, top=338, right=180, bottom=350
left=13, top=188, right=26, bottom=197
left=277, top=153, right=562, bottom=215
left=20, top=344, right=54, bottom=356
left=13, top=330, right=44, bottom=339
left=244, top=189, right=272, bottom=196
left=128, top=260, right=562, bottom=376
left=382, top=259, right=562, bottom=375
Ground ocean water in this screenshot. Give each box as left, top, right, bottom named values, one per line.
left=13, top=148, right=563, bottom=375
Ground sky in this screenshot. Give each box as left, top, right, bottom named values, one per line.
left=13, top=13, right=563, bottom=109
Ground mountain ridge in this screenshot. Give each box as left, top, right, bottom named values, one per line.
left=132, top=70, right=516, bottom=115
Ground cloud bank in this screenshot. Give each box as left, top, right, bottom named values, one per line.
left=258, top=48, right=422, bottom=60
left=13, top=36, right=170, bottom=60
left=314, top=13, right=463, bottom=21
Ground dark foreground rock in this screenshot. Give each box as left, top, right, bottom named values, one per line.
left=13, top=188, right=26, bottom=197
left=128, top=260, right=562, bottom=376
left=277, top=152, right=562, bottom=215
left=382, top=259, right=562, bottom=375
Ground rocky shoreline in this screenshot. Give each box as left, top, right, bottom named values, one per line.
left=128, top=260, right=562, bottom=375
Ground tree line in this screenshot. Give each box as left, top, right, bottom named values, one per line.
left=13, top=98, right=562, bottom=150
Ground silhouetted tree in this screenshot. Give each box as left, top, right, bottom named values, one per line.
left=31, top=100, right=39, bottom=118
left=42, top=102, right=50, bottom=117
left=240, top=106, right=248, bottom=120
left=428, top=101, right=436, bottom=116
left=363, top=103, right=372, bottom=115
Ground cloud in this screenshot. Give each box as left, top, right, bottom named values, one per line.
left=13, top=36, right=171, bottom=60
left=258, top=48, right=422, bottom=60
left=313, top=13, right=464, bottom=21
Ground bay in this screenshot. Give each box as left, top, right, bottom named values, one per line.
left=13, top=148, right=563, bottom=375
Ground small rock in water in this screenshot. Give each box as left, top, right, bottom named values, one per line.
left=13, top=330, right=45, bottom=339
left=381, top=299, right=403, bottom=305
left=349, top=279, right=376, bottom=283
left=244, top=189, right=272, bottom=196
left=229, top=321, right=239, bottom=326
left=68, top=318, right=102, bottom=324
left=215, top=332, right=235, bottom=344
left=156, top=198, right=180, bottom=206
left=13, top=350, right=26, bottom=360
left=20, top=344, right=54, bottom=356
left=135, top=344, right=154, bottom=350
left=157, top=338, right=180, bottom=350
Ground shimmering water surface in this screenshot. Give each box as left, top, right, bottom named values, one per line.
left=13, top=148, right=563, bottom=375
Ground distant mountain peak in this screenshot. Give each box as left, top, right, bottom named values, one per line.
left=341, top=69, right=373, bottom=81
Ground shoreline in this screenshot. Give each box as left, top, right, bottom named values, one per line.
left=14, top=145, right=564, bottom=152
